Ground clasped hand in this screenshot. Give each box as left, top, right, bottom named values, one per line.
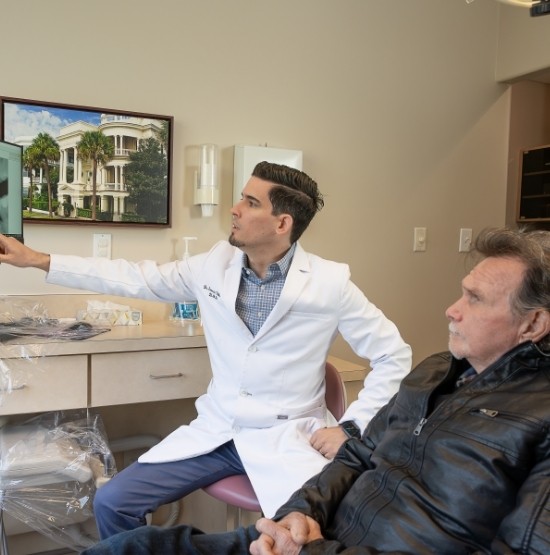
left=310, top=425, right=347, bottom=459
left=249, top=512, right=323, bottom=555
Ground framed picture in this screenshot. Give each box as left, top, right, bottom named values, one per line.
left=0, top=97, right=173, bottom=227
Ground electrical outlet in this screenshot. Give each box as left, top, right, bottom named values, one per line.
left=93, top=233, right=112, bottom=258
left=413, top=227, right=427, bottom=252
left=459, top=228, right=472, bottom=253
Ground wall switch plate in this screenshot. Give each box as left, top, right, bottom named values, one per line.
left=459, top=228, right=473, bottom=252
left=93, top=233, right=112, bottom=258
left=413, top=227, right=427, bottom=252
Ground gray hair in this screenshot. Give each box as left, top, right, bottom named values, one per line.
left=473, top=227, right=550, bottom=350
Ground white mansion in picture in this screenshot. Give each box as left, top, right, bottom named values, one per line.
left=17, top=114, right=163, bottom=220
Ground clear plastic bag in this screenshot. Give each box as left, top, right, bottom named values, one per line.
left=0, top=297, right=110, bottom=344
left=0, top=297, right=110, bottom=408
left=0, top=409, right=116, bottom=551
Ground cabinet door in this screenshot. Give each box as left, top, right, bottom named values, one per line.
left=0, top=355, right=88, bottom=415
left=518, top=145, right=550, bottom=221
left=90, top=348, right=211, bottom=406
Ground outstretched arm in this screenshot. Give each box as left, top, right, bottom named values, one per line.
left=0, top=234, right=50, bottom=271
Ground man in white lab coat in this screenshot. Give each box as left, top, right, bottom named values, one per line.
left=0, top=161, right=411, bottom=540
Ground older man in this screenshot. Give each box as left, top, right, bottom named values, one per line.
left=79, top=226, right=550, bottom=554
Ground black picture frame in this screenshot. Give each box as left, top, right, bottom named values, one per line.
left=0, top=97, right=173, bottom=228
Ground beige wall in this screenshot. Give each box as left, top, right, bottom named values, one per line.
left=497, top=2, right=550, bottom=82
left=0, top=0, right=532, bottom=366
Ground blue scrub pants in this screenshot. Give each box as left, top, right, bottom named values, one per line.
left=93, top=440, right=246, bottom=539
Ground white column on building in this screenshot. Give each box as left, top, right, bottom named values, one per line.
left=74, top=147, right=80, bottom=187
left=60, top=150, right=65, bottom=184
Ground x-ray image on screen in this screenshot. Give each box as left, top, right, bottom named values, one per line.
left=0, top=156, right=9, bottom=233
left=0, top=140, right=23, bottom=242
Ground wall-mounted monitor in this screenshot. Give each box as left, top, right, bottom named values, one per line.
left=0, top=140, right=23, bottom=242
left=233, top=145, right=303, bottom=206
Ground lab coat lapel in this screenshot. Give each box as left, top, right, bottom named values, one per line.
left=254, top=243, right=311, bottom=341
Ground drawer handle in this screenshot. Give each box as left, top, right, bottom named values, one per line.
left=0, top=384, right=27, bottom=392
left=149, top=372, right=184, bottom=380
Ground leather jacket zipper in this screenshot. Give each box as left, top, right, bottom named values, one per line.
left=475, top=408, right=499, bottom=417
left=413, top=417, right=428, bottom=436
left=470, top=408, right=542, bottom=427
left=413, top=361, right=486, bottom=437
left=416, top=408, right=538, bottom=437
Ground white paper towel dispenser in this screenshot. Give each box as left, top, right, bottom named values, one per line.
left=233, top=145, right=303, bottom=205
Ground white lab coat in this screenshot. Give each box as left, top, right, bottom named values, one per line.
left=46, top=241, right=411, bottom=517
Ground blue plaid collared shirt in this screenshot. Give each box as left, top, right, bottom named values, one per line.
left=455, top=366, right=477, bottom=389
left=235, top=244, right=296, bottom=336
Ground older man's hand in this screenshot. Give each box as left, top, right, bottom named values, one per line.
left=249, top=513, right=323, bottom=555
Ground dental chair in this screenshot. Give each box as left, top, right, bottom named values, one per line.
left=203, top=361, right=347, bottom=529
left=0, top=417, right=113, bottom=555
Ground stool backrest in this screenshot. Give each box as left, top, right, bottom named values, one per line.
left=324, top=361, right=347, bottom=420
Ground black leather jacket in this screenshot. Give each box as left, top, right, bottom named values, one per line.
left=275, top=343, right=550, bottom=554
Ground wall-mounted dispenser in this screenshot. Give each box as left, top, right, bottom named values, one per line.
left=233, top=145, right=303, bottom=205
left=194, top=144, right=219, bottom=217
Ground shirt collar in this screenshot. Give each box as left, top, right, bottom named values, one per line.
left=455, top=366, right=477, bottom=389
left=241, top=243, right=296, bottom=278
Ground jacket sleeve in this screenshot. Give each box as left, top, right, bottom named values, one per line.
left=272, top=438, right=374, bottom=525
left=273, top=399, right=393, bottom=527
left=486, top=451, right=550, bottom=554
left=300, top=540, right=412, bottom=554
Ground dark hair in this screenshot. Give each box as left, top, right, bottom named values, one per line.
left=252, top=161, right=324, bottom=243
left=474, top=227, right=550, bottom=349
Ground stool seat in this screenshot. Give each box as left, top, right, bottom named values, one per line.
left=203, top=475, right=260, bottom=513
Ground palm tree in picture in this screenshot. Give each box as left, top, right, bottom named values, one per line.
left=77, top=130, right=115, bottom=220
left=156, top=120, right=170, bottom=154
left=32, top=133, right=60, bottom=217
left=22, top=145, right=41, bottom=213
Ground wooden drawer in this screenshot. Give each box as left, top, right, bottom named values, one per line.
left=91, top=348, right=211, bottom=406
left=0, top=355, right=88, bottom=416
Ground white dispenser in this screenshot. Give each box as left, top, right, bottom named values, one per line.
left=171, top=237, right=200, bottom=323
left=194, top=144, right=219, bottom=217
